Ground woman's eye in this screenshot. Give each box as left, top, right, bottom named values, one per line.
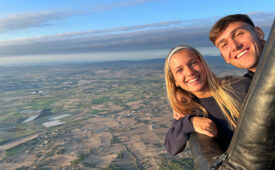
left=176, top=68, right=183, bottom=73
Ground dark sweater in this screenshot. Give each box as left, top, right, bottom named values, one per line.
left=243, top=70, right=254, bottom=79
left=165, top=78, right=251, bottom=156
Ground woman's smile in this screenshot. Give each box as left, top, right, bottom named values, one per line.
left=186, top=75, right=200, bottom=84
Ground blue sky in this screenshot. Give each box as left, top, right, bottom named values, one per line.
left=0, top=0, right=274, bottom=65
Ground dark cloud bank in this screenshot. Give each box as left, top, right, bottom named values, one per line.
left=0, top=12, right=273, bottom=57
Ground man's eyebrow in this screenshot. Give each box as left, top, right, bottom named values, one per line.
left=216, top=39, right=226, bottom=48
left=188, top=58, right=196, bottom=63
left=232, top=26, right=247, bottom=35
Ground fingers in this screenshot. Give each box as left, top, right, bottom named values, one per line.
left=203, top=122, right=218, bottom=137
left=204, top=127, right=218, bottom=137
left=191, top=117, right=218, bottom=137
left=201, top=128, right=217, bottom=137
left=207, top=123, right=218, bottom=137
left=203, top=130, right=215, bottom=137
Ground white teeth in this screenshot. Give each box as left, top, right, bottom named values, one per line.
left=236, top=50, right=247, bottom=58
left=187, top=77, right=199, bottom=83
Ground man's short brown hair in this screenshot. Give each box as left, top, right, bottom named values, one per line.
left=209, top=14, right=255, bottom=44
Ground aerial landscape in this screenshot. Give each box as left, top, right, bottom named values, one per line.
left=0, top=57, right=245, bottom=169
left=0, top=0, right=273, bottom=169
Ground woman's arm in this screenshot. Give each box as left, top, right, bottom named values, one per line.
left=165, top=115, right=195, bottom=156
left=165, top=115, right=218, bottom=156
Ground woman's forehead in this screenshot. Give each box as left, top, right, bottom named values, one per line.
left=170, top=50, right=199, bottom=63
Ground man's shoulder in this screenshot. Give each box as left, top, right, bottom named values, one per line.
left=243, top=70, right=254, bottom=79
left=220, top=75, right=251, bottom=94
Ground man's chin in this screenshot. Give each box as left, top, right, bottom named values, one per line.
left=231, top=62, right=256, bottom=70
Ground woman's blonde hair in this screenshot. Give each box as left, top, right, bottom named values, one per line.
left=165, top=45, right=240, bottom=128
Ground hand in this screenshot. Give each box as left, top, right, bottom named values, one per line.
left=173, top=111, right=184, bottom=120
left=190, top=116, right=218, bottom=137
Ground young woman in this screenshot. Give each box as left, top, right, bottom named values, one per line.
left=164, top=45, right=250, bottom=156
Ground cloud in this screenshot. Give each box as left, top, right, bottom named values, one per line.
left=248, top=11, right=275, bottom=23
left=0, top=0, right=161, bottom=34
left=0, top=49, right=169, bottom=66
left=0, top=11, right=72, bottom=33
left=247, top=11, right=275, bottom=34
left=0, top=20, right=184, bottom=42
left=0, top=24, right=212, bottom=57
left=0, top=11, right=273, bottom=59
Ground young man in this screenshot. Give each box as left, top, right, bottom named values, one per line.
left=209, top=14, right=266, bottom=79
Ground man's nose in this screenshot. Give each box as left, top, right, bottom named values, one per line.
left=229, top=39, right=241, bottom=51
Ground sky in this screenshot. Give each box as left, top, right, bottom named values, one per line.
left=0, top=0, right=274, bottom=66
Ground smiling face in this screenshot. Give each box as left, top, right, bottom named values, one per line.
left=215, top=22, right=265, bottom=72
left=169, top=49, right=210, bottom=98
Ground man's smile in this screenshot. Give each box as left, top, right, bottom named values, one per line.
left=236, top=49, right=248, bottom=59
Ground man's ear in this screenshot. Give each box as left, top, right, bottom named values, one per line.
left=220, top=53, right=229, bottom=64
left=255, top=26, right=265, bottom=40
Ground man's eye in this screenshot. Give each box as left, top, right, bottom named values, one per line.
left=191, top=62, right=197, bottom=66
left=191, top=61, right=198, bottom=65
left=236, top=32, right=244, bottom=37
left=221, top=43, right=228, bottom=49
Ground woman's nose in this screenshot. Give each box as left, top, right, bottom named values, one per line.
left=184, top=67, right=195, bottom=76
